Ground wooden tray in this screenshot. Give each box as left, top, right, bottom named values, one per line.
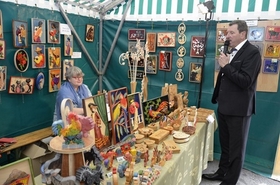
left=163, top=140, right=180, bottom=154
left=148, top=129, right=169, bottom=144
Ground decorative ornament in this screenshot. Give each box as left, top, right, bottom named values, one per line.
left=176, top=58, right=184, bottom=68
left=178, top=33, right=187, bottom=45
left=175, top=69, right=184, bottom=81
left=178, top=22, right=186, bottom=34
left=36, top=72, right=45, bottom=90
left=177, top=46, right=186, bottom=57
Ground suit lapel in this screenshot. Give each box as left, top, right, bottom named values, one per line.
left=231, top=41, right=250, bottom=61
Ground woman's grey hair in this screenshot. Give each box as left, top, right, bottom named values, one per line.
left=65, top=66, right=84, bottom=80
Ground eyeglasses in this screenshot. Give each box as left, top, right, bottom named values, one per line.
left=72, top=76, right=83, bottom=80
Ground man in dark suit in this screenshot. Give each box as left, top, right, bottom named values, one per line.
left=202, top=20, right=261, bottom=185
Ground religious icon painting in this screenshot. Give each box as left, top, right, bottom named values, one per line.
left=264, top=43, right=280, bottom=58
left=0, top=10, right=3, bottom=39
left=82, top=93, right=111, bottom=150
left=0, top=66, right=7, bottom=91
left=12, top=20, right=28, bottom=48
left=190, top=36, right=205, bottom=58
left=85, top=24, right=94, bottom=42
left=216, top=29, right=227, bottom=43
left=128, top=29, right=145, bottom=40
left=0, top=39, right=5, bottom=59
left=127, top=92, right=145, bottom=131
left=36, top=72, right=45, bottom=90
left=157, top=32, right=176, bottom=47
left=63, top=59, right=74, bottom=80
left=142, top=94, right=169, bottom=126
left=14, top=49, right=29, bottom=72
left=31, top=44, right=46, bottom=69
left=146, top=32, right=156, bottom=52
left=47, top=20, right=60, bottom=44
left=262, top=58, right=279, bottom=74
left=146, top=55, right=157, bottom=74
left=107, top=87, right=131, bottom=144
left=48, top=47, right=61, bottom=69
left=265, top=26, right=280, bottom=41
left=248, top=27, right=264, bottom=42
left=49, top=68, right=61, bottom=92
left=178, top=22, right=186, bottom=34
left=31, top=18, right=46, bottom=43
left=159, top=51, right=172, bottom=71
left=189, top=62, right=202, bottom=83
left=8, top=76, right=35, bottom=94
left=64, top=35, right=73, bottom=56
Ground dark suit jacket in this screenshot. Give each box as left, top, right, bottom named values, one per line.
left=212, top=40, right=261, bottom=116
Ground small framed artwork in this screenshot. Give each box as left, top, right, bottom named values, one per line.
left=64, top=35, right=73, bottom=56
left=264, top=43, right=280, bottom=58
left=248, top=27, right=264, bottom=42
left=14, top=49, right=29, bottom=72
left=142, top=95, right=169, bottom=126
left=0, top=66, right=7, bottom=91
left=178, top=22, right=186, bottom=34
left=35, top=72, right=45, bottom=90
left=128, top=41, right=145, bottom=53
left=8, top=76, right=35, bottom=94
left=146, top=55, right=157, bottom=74
left=190, top=36, right=205, bottom=58
left=189, top=62, right=202, bottom=83
left=31, top=18, right=46, bottom=43
left=0, top=39, right=5, bottom=59
left=128, top=70, right=144, bottom=79
left=252, top=42, right=264, bottom=55
left=12, top=20, right=28, bottom=48
left=0, top=10, right=3, bottom=39
left=63, top=59, right=74, bottom=80
left=82, top=93, right=111, bottom=150
left=48, top=47, right=61, bottom=69
left=216, top=43, right=224, bottom=56
left=216, top=29, right=227, bottom=42
left=146, top=32, right=156, bottom=52
left=128, top=29, right=145, bottom=40
left=49, top=69, right=61, bottom=92
left=265, top=26, right=280, bottom=41
left=0, top=157, right=35, bottom=185
left=157, top=32, right=176, bottom=47
left=159, top=51, right=172, bottom=71
left=31, top=44, right=46, bottom=68
left=262, top=58, right=279, bottom=74
left=127, top=92, right=145, bottom=130
left=85, top=24, right=94, bottom=42
left=178, top=33, right=187, bottom=45
left=107, top=87, right=130, bottom=144
left=47, top=20, right=60, bottom=44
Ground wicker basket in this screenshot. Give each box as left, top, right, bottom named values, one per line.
left=182, top=125, right=196, bottom=135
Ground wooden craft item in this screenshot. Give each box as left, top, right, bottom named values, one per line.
left=138, top=127, right=154, bottom=137
left=173, top=132, right=190, bottom=144
left=163, top=140, right=180, bottom=154
left=147, top=123, right=158, bottom=131
left=161, top=84, right=178, bottom=102
left=163, top=125, right=174, bottom=134
left=143, top=139, right=155, bottom=149
left=149, top=129, right=170, bottom=144
left=134, top=134, right=145, bottom=144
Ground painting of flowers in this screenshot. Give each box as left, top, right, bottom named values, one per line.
left=14, top=49, right=29, bottom=72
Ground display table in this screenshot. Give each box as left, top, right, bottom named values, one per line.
left=49, top=135, right=95, bottom=177
left=103, top=118, right=217, bottom=185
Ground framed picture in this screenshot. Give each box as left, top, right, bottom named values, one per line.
left=216, top=43, right=224, bottom=56
left=159, top=51, right=172, bottom=71
left=0, top=157, right=35, bottom=185
left=146, top=32, right=156, bottom=52
left=0, top=10, right=3, bottom=39
left=216, top=29, right=227, bottom=42
left=127, top=92, right=145, bottom=130
left=85, top=24, right=94, bottom=42
left=265, top=26, right=280, bottom=41
left=0, top=66, right=7, bottom=91
left=8, top=76, right=35, bottom=94
left=128, top=41, right=145, bottom=53
left=178, top=33, right=187, bottom=45
left=0, top=39, right=5, bottom=59
left=64, top=35, right=73, bottom=56
left=48, top=47, right=61, bottom=69
left=47, top=20, right=60, bottom=44
left=190, top=36, right=205, bottom=58
left=262, top=58, right=279, bottom=74
left=31, top=18, right=46, bottom=43
left=248, top=27, right=264, bottom=42
left=252, top=42, right=264, bottom=55
left=146, top=55, right=157, bottom=74
left=14, top=49, right=29, bottom=72
left=128, top=29, right=145, bottom=40
left=128, top=70, right=144, bottom=79
left=189, top=62, right=202, bottom=83
left=12, top=20, right=28, bottom=48
left=157, top=32, right=176, bottom=47
left=178, top=22, right=186, bottom=34
left=31, top=44, right=46, bottom=68
left=63, top=59, right=74, bottom=80
left=49, top=69, right=61, bottom=92
left=35, top=72, right=45, bottom=90
left=142, top=95, right=169, bottom=126
left=107, top=87, right=130, bottom=144
left=264, top=43, right=280, bottom=58
left=82, top=93, right=111, bottom=150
